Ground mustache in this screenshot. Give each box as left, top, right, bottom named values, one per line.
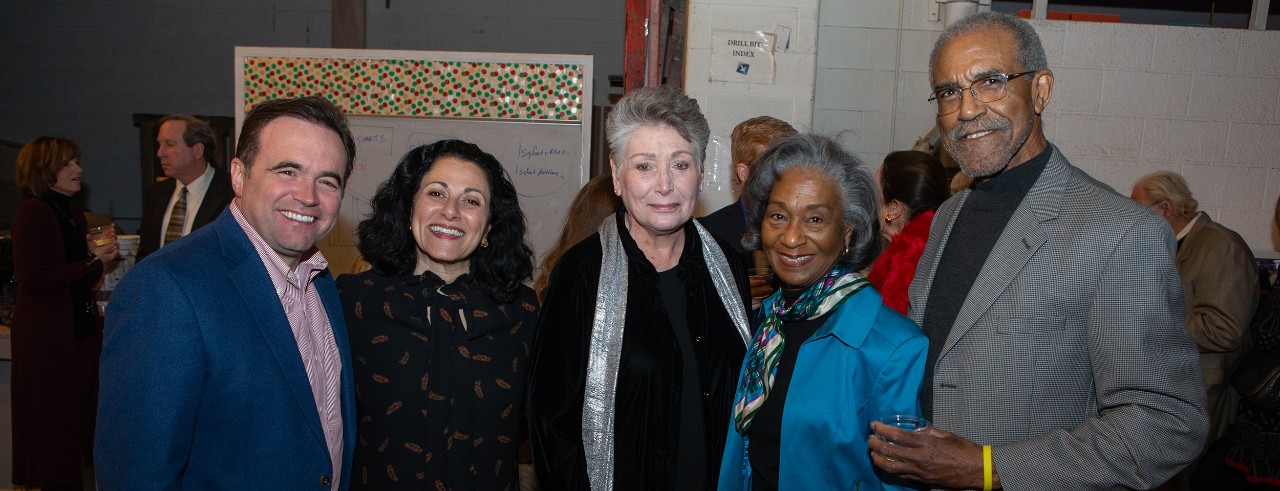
left=948, top=117, right=1012, bottom=141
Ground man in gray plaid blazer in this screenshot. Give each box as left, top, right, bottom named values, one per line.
left=867, top=12, right=1208, bottom=490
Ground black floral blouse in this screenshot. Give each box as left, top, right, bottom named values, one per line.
left=337, top=270, right=539, bottom=491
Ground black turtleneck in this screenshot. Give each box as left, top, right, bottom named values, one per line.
left=746, top=287, right=835, bottom=490
left=919, top=145, right=1052, bottom=418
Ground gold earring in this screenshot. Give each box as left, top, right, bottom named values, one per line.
left=885, top=213, right=894, bottom=225
left=481, top=238, right=489, bottom=248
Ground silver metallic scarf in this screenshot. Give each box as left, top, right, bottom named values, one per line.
left=581, top=215, right=752, bottom=490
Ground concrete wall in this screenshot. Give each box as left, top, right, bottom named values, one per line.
left=683, top=0, right=819, bottom=215
left=812, top=3, right=1280, bottom=255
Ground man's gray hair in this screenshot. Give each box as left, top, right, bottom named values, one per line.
left=929, top=12, right=1048, bottom=83
left=740, top=133, right=882, bottom=271
left=606, top=87, right=711, bottom=171
left=1134, top=171, right=1199, bottom=219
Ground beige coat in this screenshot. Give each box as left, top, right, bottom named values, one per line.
left=1177, top=211, right=1258, bottom=444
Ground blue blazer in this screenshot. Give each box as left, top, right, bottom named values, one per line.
left=97, top=209, right=357, bottom=490
left=718, top=286, right=927, bottom=491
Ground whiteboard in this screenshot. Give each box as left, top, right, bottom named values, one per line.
left=331, top=117, right=585, bottom=274
left=234, top=47, right=592, bottom=275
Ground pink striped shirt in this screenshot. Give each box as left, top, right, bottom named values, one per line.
left=231, top=202, right=344, bottom=490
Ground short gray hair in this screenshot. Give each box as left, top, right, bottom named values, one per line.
left=741, top=133, right=882, bottom=271
left=929, top=12, right=1048, bottom=83
left=606, top=87, right=711, bottom=170
left=1134, top=171, right=1198, bottom=219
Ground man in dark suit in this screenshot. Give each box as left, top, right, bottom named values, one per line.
left=136, top=114, right=234, bottom=260
left=867, top=12, right=1207, bottom=490
left=97, top=96, right=359, bottom=489
left=699, top=116, right=796, bottom=265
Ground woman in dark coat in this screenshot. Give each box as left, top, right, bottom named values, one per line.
left=336, top=139, right=538, bottom=490
left=11, top=136, right=118, bottom=490
left=527, top=87, right=753, bottom=490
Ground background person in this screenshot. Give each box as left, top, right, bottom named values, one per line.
left=701, top=117, right=797, bottom=310
left=699, top=115, right=797, bottom=265
left=1217, top=194, right=1280, bottom=490
left=11, top=136, right=118, bottom=491
left=527, top=87, right=752, bottom=490
left=866, top=150, right=949, bottom=315
left=1132, top=171, right=1256, bottom=451
left=97, top=96, right=358, bottom=489
left=718, top=133, right=927, bottom=491
left=137, top=114, right=234, bottom=260
left=337, top=139, right=538, bottom=490
left=532, top=172, right=617, bottom=301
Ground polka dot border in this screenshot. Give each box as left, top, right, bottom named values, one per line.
left=243, top=57, right=585, bottom=121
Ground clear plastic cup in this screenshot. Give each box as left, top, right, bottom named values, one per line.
left=874, top=414, right=930, bottom=445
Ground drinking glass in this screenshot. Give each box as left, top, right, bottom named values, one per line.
left=88, top=224, right=116, bottom=247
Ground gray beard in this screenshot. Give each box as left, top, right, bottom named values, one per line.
left=945, top=111, right=1036, bottom=178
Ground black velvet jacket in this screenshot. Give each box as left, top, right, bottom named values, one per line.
left=527, top=211, right=751, bottom=490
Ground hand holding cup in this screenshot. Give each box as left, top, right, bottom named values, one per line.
left=88, top=224, right=117, bottom=247
left=748, top=267, right=776, bottom=310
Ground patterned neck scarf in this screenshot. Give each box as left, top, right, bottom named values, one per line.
left=732, top=265, right=869, bottom=433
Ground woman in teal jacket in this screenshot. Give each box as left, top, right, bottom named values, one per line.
left=718, top=134, right=928, bottom=491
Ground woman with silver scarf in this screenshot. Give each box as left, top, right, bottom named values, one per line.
left=527, top=87, right=752, bottom=490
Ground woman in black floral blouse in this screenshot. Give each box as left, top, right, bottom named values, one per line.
left=336, top=139, right=537, bottom=490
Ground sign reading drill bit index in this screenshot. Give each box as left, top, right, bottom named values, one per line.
left=709, top=29, right=776, bottom=84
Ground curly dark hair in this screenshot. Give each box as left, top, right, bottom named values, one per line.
left=356, top=139, right=534, bottom=304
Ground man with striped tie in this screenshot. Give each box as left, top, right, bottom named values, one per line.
left=136, top=114, right=233, bottom=260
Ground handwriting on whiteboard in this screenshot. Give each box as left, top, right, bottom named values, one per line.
left=518, top=142, right=569, bottom=160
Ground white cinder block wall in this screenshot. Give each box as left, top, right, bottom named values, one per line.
left=684, top=0, right=820, bottom=215
left=814, top=2, right=1280, bottom=255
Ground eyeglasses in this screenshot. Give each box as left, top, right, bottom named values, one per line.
left=927, top=71, right=1038, bottom=116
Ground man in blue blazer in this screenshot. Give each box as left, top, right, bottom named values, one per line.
left=868, top=12, right=1207, bottom=490
left=97, top=96, right=359, bottom=490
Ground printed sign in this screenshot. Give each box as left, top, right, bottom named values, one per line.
left=710, top=29, right=776, bottom=84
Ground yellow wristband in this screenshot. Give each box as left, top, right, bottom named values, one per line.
left=983, top=444, right=993, bottom=491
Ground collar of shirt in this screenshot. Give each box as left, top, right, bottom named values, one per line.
left=179, top=163, right=216, bottom=201
left=229, top=201, right=329, bottom=296
left=1175, top=212, right=1201, bottom=242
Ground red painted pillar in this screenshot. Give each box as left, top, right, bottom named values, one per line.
left=623, top=0, right=648, bottom=93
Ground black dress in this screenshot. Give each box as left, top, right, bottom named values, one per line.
left=527, top=211, right=751, bottom=490
left=336, top=270, right=540, bottom=491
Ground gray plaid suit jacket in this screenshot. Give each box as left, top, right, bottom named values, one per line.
left=909, top=145, right=1209, bottom=490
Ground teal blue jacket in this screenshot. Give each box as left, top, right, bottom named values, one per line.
left=718, top=285, right=927, bottom=490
